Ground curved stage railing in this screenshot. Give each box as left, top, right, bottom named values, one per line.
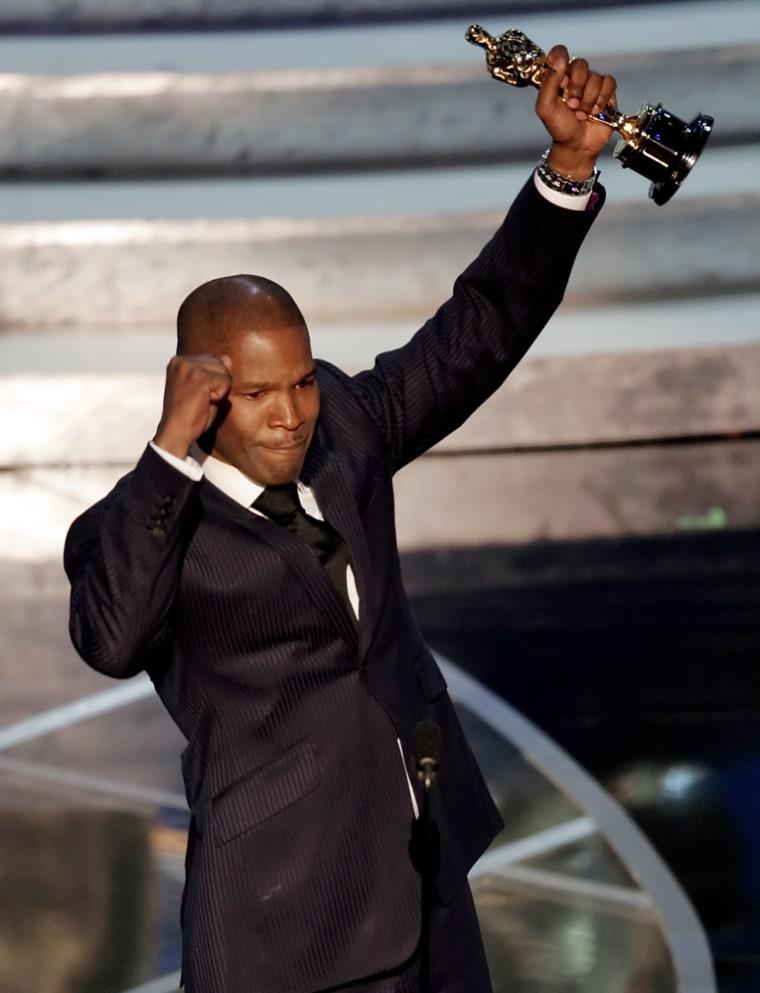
left=437, top=654, right=716, bottom=993
left=0, top=659, right=715, bottom=993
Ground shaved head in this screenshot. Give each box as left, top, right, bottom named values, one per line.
left=177, top=275, right=307, bottom=355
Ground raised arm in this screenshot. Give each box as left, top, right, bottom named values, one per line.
left=350, top=46, right=616, bottom=470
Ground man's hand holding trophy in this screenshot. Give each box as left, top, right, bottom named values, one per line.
left=467, top=24, right=713, bottom=205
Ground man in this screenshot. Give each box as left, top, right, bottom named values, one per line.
left=65, top=46, right=616, bottom=993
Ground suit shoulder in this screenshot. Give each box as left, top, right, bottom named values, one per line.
left=316, top=358, right=351, bottom=389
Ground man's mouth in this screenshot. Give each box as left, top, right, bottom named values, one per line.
left=265, top=440, right=306, bottom=452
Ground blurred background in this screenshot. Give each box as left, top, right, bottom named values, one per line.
left=0, top=1, right=758, bottom=991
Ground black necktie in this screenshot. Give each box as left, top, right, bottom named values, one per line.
left=253, top=483, right=356, bottom=626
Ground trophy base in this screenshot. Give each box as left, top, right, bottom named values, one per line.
left=613, top=104, right=714, bottom=205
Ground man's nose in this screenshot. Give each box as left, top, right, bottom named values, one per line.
left=272, top=392, right=303, bottom=428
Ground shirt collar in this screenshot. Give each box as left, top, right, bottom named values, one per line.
left=191, top=445, right=264, bottom=507
left=191, top=444, right=311, bottom=511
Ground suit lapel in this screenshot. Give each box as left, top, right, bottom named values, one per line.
left=199, top=477, right=359, bottom=646
left=301, top=424, right=375, bottom=654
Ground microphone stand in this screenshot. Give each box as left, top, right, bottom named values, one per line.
left=414, top=721, right=440, bottom=993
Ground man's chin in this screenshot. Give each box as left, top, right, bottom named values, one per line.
left=256, top=455, right=307, bottom=487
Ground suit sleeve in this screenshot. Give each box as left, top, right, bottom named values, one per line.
left=350, top=175, right=605, bottom=472
left=63, top=444, right=201, bottom=679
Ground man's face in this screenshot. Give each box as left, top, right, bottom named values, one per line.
left=211, top=321, right=319, bottom=486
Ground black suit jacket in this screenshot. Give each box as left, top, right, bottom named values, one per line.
left=64, top=178, right=604, bottom=993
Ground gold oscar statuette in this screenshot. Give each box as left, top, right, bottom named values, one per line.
left=466, top=24, right=713, bottom=205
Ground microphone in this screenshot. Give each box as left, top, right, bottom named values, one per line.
left=413, top=720, right=441, bottom=993
left=414, top=720, right=441, bottom=788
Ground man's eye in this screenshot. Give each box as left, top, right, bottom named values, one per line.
left=246, top=390, right=265, bottom=400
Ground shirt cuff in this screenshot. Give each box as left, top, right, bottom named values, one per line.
left=534, top=170, right=594, bottom=212
left=149, top=440, right=204, bottom=481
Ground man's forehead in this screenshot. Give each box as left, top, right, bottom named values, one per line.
left=229, top=322, right=313, bottom=363
left=185, top=312, right=310, bottom=356
left=232, top=319, right=311, bottom=345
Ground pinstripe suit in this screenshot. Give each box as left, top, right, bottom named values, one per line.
left=64, top=177, right=604, bottom=993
